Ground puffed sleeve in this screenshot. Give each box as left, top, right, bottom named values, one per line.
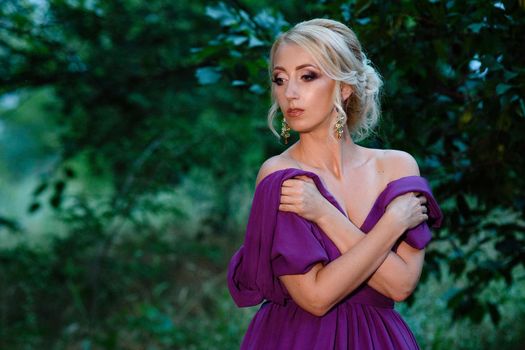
left=403, top=221, right=433, bottom=249
left=271, top=211, right=329, bottom=277
left=228, top=168, right=329, bottom=307
left=378, top=176, right=443, bottom=250
left=397, top=179, right=442, bottom=249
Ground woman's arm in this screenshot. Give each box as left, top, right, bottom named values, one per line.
left=279, top=151, right=427, bottom=301
left=317, top=151, right=426, bottom=301
left=314, top=201, right=425, bottom=302
left=278, top=193, right=425, bottom=316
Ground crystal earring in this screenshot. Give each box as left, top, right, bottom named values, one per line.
left=334, top=114, right=345, bottom=139
left=281, top=118, right=291, bottom=144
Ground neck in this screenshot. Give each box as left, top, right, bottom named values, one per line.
left=292, top=127, right=360, bottom=179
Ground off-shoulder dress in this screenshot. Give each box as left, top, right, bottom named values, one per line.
left=228, top=168, right=443, bottom=349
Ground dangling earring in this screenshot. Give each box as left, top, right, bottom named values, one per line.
left=334, top=114, right=345, bottom=139
left=281, top=118, right=291, bottom=144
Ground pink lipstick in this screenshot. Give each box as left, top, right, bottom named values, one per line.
left=287, top=108, right=304, bottom=117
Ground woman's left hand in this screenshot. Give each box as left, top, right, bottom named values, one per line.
left=279, top=175, right=331, bottom=222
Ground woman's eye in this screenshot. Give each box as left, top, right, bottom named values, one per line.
left=302, top=72, right=318, bottom=81
left=272, top=76, right=285, bottom=86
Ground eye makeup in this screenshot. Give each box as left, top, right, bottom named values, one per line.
left=271, top=70, right=320, bottom=86
left=272, top=75, right=285, bottom=86
left=301, top=71, right=319, bottom=81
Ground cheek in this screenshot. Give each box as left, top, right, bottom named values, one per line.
left=274, top=89, right=287, bottom=107
left=309, top=81, right=335, bottom=109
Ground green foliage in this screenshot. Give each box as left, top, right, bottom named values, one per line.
left=398, top=267, right=525, bottom=349
left=0, top=219, right=250, bottom=348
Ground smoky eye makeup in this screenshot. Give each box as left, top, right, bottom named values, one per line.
left=271, top=74, right=285, bottom=85
left=302, top=70, right=319, bottom=81
left=270, top=67, right=320, bottom=85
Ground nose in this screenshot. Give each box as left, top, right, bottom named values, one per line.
left=284, top=79, right=299, bottom=100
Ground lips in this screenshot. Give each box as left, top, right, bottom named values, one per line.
left=286, top=108, right=304, bottom=117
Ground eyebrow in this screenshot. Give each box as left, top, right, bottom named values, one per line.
left=272, top=64, right=319, bottom=72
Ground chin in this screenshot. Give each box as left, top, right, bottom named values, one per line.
left=290, top=121, right=324, bottom=134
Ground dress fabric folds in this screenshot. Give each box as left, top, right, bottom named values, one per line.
left=228, top=168, right=443, bottom=349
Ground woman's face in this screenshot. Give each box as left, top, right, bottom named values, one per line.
left=272, top=43, right=337, bottom=136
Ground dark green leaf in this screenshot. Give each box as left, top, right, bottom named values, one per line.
left=28, top=202, right=40, bottom=213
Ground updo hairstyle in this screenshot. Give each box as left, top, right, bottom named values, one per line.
left=267, top=18, right=383, bottom=141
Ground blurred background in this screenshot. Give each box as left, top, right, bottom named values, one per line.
left=1, top=0, right=524, bottom=349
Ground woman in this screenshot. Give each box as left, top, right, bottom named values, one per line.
left=228, top=19, right=442, bottom=349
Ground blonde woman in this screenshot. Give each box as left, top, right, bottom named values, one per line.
left=228, top=19, right=442, bottom=349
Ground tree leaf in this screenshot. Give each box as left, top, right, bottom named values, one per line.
left=195, top=67, right=222, bottom=85
left=496, top=83, right=512, bottom=95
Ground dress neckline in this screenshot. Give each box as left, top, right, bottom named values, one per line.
left=256, top=167, right=422, bottom=231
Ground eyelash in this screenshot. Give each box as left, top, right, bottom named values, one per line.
left=302, top=72, right=318, bottom=81
left=272, top=77, right=285, bottom=86
left=272, top=72, right=319, bottom=86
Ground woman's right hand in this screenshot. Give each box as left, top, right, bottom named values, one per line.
left=385, top=192, right=428, bottom=233
left=279, top=175, right=331, bottom=222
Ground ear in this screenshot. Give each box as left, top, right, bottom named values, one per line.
left=341, top=83, right=352, bottom=102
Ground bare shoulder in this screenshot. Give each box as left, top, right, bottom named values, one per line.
left=255, top=154, right=299, bottom=186
left=373, top=149, right=421, bottom=180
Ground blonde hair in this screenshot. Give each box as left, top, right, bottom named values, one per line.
left=267, top=18, right=382, bottom=141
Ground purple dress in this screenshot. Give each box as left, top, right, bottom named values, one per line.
left=228, top=168, right=443, bottom=349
